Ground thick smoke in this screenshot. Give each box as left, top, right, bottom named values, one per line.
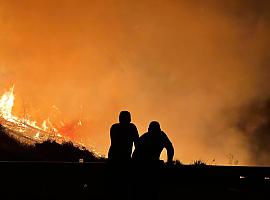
left=0, top=0, right=269, bottom=165
left=232, top=98, right=270, bottom=165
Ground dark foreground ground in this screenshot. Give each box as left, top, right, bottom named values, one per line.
left=0, top=162, right=269, bottom=200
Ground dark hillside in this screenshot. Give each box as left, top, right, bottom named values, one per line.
left=0, top=125, right=269, bottom=199
left=0, top=162, right=269, bottom=200
left=0, top=124, right=104, bottom=162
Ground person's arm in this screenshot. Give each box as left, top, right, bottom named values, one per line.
left=166, top=142, right=174, bottom=163
left=110, top=124, right=117, bottom=146
left=133, top=125, right=139, bottom=148
left=163, top=132, right=174, bottom=163
left=108, top=125, right=115, bottom=160
left=110, top=125, right=113, bottom=142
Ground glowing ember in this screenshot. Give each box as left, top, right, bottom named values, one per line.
left=34, top=132, right=40, bottom=139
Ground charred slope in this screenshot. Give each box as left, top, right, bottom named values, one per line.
left=0, top=124, right=104, bottom=162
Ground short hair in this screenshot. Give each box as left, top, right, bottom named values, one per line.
left=119, top=111, right=131, bottom=123
left=148, top=121, right=161, bottom=132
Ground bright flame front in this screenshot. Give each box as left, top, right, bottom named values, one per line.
left=0, top=85, right=83, bottom=147
left=0, top=85, right=14, bottom=120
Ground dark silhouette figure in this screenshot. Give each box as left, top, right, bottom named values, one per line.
left=108, top=111, right=139, bottom=161
left=132, top=121, right=174, bottom=163
left=131, top=121, right=174, bottom=200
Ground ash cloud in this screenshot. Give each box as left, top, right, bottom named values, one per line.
left=0, top=0, right=270, bottom=165
left=233, top=98, right=270, bottom=165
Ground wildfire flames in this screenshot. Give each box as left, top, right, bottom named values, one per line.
left=0, top=86, right=83, bottom=146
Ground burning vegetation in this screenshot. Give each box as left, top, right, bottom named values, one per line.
left=0, top=86, right=104, bottom=161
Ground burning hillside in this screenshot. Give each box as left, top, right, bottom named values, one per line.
left=0, top=86, right=103, bottom=161
left=0, top=85, right=80, bottom=144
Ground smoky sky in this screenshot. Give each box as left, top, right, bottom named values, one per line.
left=0, top=0, right=270, bottom=165
left=231, top=98, right=270, bottom=166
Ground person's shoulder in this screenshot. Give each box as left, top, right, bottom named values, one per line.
left=161, top=131, right=169, bottom=139
left=129, top=123, right=138, bottom=129
left=111, top=123, right=120, bottom=129
left=161, top=131, right=167, bottom=136
left=140, top=132, right=149, bottom=139
left=161, top=131, right=172, bottom=144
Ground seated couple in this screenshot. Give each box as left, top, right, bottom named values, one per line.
left=108, top=111, right=174, bottom=164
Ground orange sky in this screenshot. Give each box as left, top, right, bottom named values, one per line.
left=0, top=0, right=270, bottom=165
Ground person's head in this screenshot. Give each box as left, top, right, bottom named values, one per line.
left=119, top=111, right=131, bottom=124
left=148, top=121, right=161, bottom=133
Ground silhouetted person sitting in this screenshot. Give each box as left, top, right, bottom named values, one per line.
left=132, top=121, right=174, bottom=164
left=108, top=111, right=139, bottom=162
left=131, top=121, right=174, bottom=200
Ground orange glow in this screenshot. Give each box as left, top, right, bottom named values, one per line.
left=0, top=85, right=82, bottom=146
left=0, top=0, right=269, bottom=165
left=58, top=120, right=82, bottom=140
